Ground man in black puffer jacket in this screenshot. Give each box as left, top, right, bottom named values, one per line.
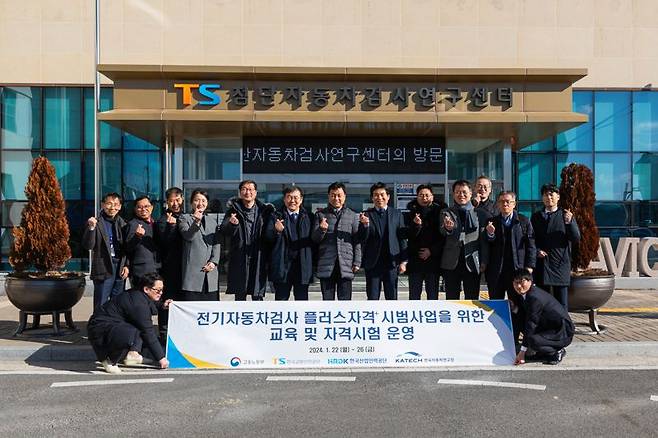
left=405, top=184, right=447, bottom=300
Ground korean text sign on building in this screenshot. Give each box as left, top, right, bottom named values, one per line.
left=166, top=301, right=516, bottom=369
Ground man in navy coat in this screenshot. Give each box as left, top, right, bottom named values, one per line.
left=531, top=183, right=580, bottom=310
left=485, top=191, right=536, bottom=341
left=513, top=269, right=575, bottom=366
left=358, top=182, right=408, bottom=300
left=265, top=186, right=313, bottom=301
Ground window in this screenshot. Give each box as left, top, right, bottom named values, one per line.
left=595, top=153, right=631, bottom=201
left=632, top=153, right=658, bottom=201
left=1, top=87, right=42, bottom=149
left=517, top=154, right=553, bottom=201
left=632, top=91, right=658, bottom=152
left=556, top=91, right=593, bottom=152
left=594, top=91, right=631, bottom=152
left=44, top=87, right=82, bottom=149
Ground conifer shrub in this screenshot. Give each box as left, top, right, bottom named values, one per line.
left=558, top=163, right=608, bottom=275
left=9, top=156, right=74, bottom=276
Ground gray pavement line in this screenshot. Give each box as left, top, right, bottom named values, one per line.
left=266, top=376, right=356, bottom=382
left=50, top=378, right=174, bottom=388
left=651, top=395, right=658, bottom=402
left=438, top=379, right=546, bottom=391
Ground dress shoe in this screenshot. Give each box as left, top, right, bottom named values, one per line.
left=544, top=348, right=566, bottom=365
left=101, top=359, right=122, bottom=374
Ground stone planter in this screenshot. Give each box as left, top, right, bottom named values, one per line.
left=568, top=274, right=615, bottom=334
left=5, top=273, right=86, bottom=335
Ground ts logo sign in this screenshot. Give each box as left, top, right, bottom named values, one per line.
left=174, top=83, right=221, bottom=106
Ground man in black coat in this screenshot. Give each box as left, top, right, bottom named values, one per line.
left=530, top=183, right=581, bottom=310
left=358, top=182, right=408, bottom=300
left=220, top=180, right=275, bottom=301
left=512, top=270, right=575, bottom=366
left=472, top=175, right=499, bottom=219
left=405, top=184, right=446, bottom=300
left=485, top=191, right=536, bottom=341
left=87, top=273, right=170, bottom=374
left=82, top=192, right=129, bottom=309
left=154, top=187, right=184, bottom=340
left=265, top=186, right=313, bottom=301
left=125, top=196, right=160, bottom=288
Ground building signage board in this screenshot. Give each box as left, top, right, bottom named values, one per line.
left=242, top=137, right=445, bottom=174
left=166, top=300, right=516, bottom=369
left=174, top=82, right=514, bottom=110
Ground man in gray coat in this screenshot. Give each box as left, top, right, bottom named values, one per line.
left=312, top=182, right=362, bottom=300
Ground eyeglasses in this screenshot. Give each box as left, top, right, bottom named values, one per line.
left=499, top=199, right=516, bottom=205
left=136, top=205, right=152, bottom=210
left=148, top=287, right=163, bottom=293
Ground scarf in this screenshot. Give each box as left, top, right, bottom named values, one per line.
left=454, top=201, right=478, bottom=235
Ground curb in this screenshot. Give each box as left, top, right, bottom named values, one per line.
left=1, top=341, right=658, bottom=363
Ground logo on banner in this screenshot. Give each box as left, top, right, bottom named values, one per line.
left=395, top=351, right=423, bottom=363
left=230, top=357, right=241, bottom=367
left=273, top=357, right=287, bottom=365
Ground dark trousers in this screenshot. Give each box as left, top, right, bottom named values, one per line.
left=408, top=272, right=439, bottom=300
left=320, top=263, right=353, bottom=300
left=365, top=265, right=398, bottom=301
left=180, top=291, right=220, bottom=301
left=234, top=292, right=264, bottom=301
left=443, top=256, right=480, bottom=300
left=92, top=258, right=125, bottom=309
left=539, top=285, right=569, bottom=311
left=274, top=282, right=309, bottom=301
left=92, top=323, right=142, bottom=364
left=489, top=270, right=523, bottom=342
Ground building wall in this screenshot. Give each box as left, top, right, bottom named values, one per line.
left=0, top=0, right=657, bottom=88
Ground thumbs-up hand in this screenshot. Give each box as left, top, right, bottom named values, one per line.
left=319, top=216, right=329, bottom=231
left=359, top=212, right=369, bottom=226
left=486, top=220, right=495, bottom=235
left=87, top=217, right=97, bottom=230
left=274, top=218, right=285, bottom=233
left=443, top=214, right=455, bottom=231
left=193, top=208, right=203, bottom=222
left=413, top=213, right=422, bottom=226
left=135, top=223, right=145, bottom=238
left=564, top=209, right=573, bottom=224
left=166, top=212, right=176, bottom=224
left=229, top=213, right=239, bottom=225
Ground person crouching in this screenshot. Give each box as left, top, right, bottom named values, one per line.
left=512, top=269, right=575, bottom=366
left=87, top=272, right=170, bottom=374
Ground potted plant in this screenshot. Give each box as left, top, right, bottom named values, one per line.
left=559, top=163, right=615, bottom=333
left=5, top=156, right=86, bottom=335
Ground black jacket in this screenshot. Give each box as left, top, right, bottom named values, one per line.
left=81, top=214, right=128, bottom=281
left=531, top=209, right=581, bottom=286
left=473, top=197, right=498, bottom=219
left=265, top=208, right=314, bottom=285
left=485, top=211, right=536, bottom=287
left=521, top=285, right=575, bottom=351
left=87, top=289, right=164, bottom=362
left=125, top=218, right=160, bottom=282
left=358, top=206, right=408, bottom=270
left=219, top=198, right=275, bottom=297
left=155, top=212, right=183, bottom=294
left=404, top=199, right=446, bottom=274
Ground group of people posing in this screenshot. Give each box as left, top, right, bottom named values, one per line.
left=84, top=176, right=578, bottom=372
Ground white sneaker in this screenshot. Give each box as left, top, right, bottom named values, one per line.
left=123, top=352, right=144, bottom=366
left=101, top=359, right=122, bottom=374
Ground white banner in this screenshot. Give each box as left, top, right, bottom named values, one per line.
left=166, top=300, right=516, bottom=369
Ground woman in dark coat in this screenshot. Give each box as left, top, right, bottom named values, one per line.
left=87, top=272, right=170, bottom=374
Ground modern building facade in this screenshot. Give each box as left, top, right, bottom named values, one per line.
left=1, top=0, right=657, bottom=272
